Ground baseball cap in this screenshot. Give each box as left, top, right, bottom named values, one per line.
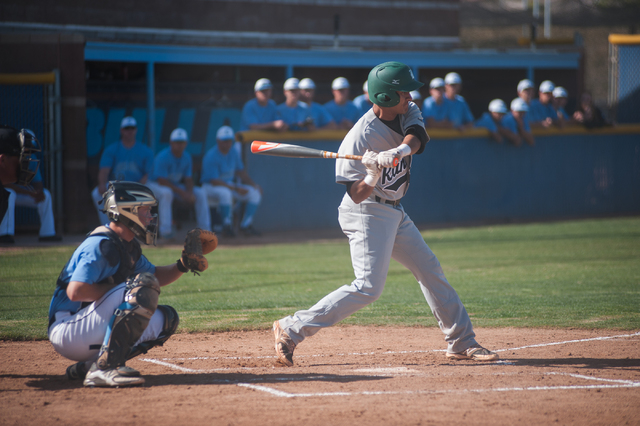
left=539, top=80, right=555, bottom=93
left=429, top=77, right=445, bottom=89
left=254, top=78, right=272, bottom=92
left=553, top=86, right=568, bottom=98
left=444, top=72, right=462, bottom=85
left=283, top=78, right=300, bottom=91
left=216, top=125, right=235, bottom=141
left=332, top=77, right=350, bottom=90
left=517, top=79, right=534, bottom=92
left=299, top=78, right=316, bottom=90
left=170, top=128, right=188, bottom=142
left=488, top=99, right=508, bottom=114
left=510, top=98, right=529, bottom=112
left=120, top=116, right=137, bottom=129
left=410, top=90, right=422, bottom=101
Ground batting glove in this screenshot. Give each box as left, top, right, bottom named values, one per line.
left=362, top=149, right=382, bottom=187
left=377, top=144, right=412, bottom=168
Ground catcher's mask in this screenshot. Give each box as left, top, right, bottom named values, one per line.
left=367, top=62, right=424, bottom=108
left=101, top=181, right=158, bottom=245
left=0, top=126, right=41, bottom=186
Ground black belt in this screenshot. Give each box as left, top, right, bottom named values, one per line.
left=374, top=196, right=401, bottom=207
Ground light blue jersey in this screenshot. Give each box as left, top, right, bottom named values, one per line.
left=353, top=94, right=373, bottom=118
left=446, top=95, right=474, bottom=127
left=528, top=99, right=557, bottom=123
left=48, top=234, right=154, bottom=324
left=421, top=97, right=451, bottom=123
left=240, top=98, right=280, bottom=131
left=323, top=100, right=360, bottom=125
left=201, top=145, right=244, bottom=185
left=307, top=102, right=335, bottom=128
left=152, top=147, right=193, bottom=184
left=99, top=141, right=154, bottom=182
left=501, top=112, right=531, bottom=134
left=277, top=101, right=312, bottom=130
left=474, top=112, right=498, bottom=133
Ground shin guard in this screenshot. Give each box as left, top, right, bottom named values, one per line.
left=97, top=273, right=160, bottom=370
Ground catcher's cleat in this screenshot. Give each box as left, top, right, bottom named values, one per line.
left=446, top=345, right=499, bottom=361
left=83, top=363, right=145, bottom=388
left=65, top=361, right=89, bottom=380
left=273, top=321, right=296, bottom=367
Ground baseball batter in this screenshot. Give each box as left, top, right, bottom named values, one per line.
left=273, top=62, right=498, bottom=366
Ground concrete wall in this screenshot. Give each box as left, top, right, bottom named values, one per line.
left=243, top=128, right=640, bottom=232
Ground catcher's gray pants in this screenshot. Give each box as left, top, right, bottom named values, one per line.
left=279, top=194, right=478, bottom=354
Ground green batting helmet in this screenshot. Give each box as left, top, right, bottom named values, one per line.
left=367, top=62, right=424, bottom=107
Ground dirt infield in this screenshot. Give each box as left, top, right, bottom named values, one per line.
left=1, top=327, right=639, bottom=425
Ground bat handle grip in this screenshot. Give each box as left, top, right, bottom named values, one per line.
left=393, top=158, right=399, bottom=167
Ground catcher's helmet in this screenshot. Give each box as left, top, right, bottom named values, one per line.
left=101, top=181, right=158, bottom=245
left=367, top=62, right=424, bottom=108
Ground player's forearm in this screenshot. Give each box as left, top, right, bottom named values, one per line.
left=349, top=180, right=375, bottom=204
left=154, top=264, right=184, bottom=286
left=67, top=280, right=117, bottom=302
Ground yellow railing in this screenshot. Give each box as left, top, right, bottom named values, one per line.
left=238, top=124, right=640, bottom=143
left=0, top=72, right=57, bottom=85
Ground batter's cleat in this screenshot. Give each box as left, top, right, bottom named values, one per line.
left=273, top=321, right=296, bottom=367
left=446, top=345, right=499, bottom=361
left=83, top=363, right=145, bottom=387
left=65, top=361, right=90, bottom=380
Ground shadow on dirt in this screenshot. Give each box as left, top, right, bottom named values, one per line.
left=17, top=371, right=390, bottom=390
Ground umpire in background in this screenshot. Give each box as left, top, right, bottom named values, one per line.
left=0, top=125, right=40, bottom=226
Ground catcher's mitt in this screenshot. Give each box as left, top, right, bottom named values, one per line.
left=178, top=228, right=218, bottom=275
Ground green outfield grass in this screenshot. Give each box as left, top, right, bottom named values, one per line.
left=1, top=217, right=639, bottom=340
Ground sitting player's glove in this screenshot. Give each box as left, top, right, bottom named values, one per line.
left=178, top=228, right=218, bottom=275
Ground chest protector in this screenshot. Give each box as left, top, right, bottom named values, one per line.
left=56, top=226, right=142, bottom=290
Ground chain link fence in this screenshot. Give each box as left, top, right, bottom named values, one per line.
left=0, top=72, right=62, bottom=232
left=609, top=35, right=640, bottom=124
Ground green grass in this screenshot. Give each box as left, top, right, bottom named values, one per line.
left=1, top=217, right=639, bottom=340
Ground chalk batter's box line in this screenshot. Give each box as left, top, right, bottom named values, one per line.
left=140, top=332, right=640, bottom=397
left=143, top=331, right=640, bottom=364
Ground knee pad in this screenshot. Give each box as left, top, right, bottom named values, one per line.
left=127, top=305, right=179, bottom=360
left=97, top=273, right=160, bottom=370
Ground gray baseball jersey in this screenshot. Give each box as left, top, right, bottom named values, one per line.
left=336, top=102, right=424, bottom=201
left=278, top=101, right=479, bottom=355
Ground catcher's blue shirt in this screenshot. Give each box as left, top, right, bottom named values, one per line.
left=48, top=235, right=154, bottom=325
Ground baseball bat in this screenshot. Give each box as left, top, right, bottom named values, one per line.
left=250, top=141, right=398, bottom=166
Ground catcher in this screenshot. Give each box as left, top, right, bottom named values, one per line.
left=48, top=181, right=217, bottom=387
